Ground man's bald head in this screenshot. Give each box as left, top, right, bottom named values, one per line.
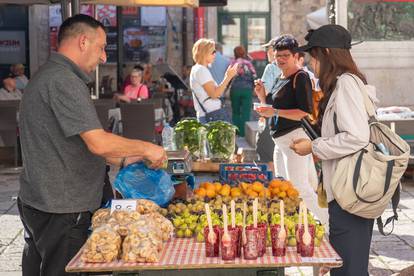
left=58, top=14, right=105, bottom=46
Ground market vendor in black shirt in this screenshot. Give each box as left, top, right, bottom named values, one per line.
left=254, top=34, right=329, bottom=226
left=18, top=15, right=167, bottom=276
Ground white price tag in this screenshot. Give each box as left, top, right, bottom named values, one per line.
left=110, top=199, right=137, bottom=214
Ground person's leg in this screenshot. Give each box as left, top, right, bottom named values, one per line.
left=238, top=88, right=252, bottom=137
left=273, top=137, right=287, bottom=179
left=18, top=199, right=91, bottom=276
left=230, top=89, right=242, bottom=134
left=276, top=129, right=328, bottom=225
left=329, top=200, right=374, bottom=276
left=18, top=199, right=41, bottom=276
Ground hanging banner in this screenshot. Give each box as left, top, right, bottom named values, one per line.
left=193, top=7, right=205, bottom=41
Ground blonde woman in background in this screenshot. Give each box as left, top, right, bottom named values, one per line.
left=190, top=38, right=238, bottom=123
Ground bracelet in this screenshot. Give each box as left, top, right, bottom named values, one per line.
left=120, top=157, right=126, bottom=169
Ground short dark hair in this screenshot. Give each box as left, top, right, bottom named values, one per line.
left=273, top=34, right=299, bottom=53
left=58, top=14, right=105, bottom=45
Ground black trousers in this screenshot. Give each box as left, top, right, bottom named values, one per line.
left=18, top=198, right=91, bottom=276
left=329, top=200, right=374, bottom=276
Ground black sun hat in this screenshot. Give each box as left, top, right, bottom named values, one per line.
left=297, top=24, right=361, bottom=52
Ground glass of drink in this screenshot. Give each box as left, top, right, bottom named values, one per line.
left=204, top=225, right=220, bottom=257
left=243, top=226, right=259, bottom=260
left=299, top=224, right=315, bottom=257
left=220, top=227, right=239, bottom=261
left=257, top=223, right=267, bottom=257
left=270, top=224, right=287, bottom=256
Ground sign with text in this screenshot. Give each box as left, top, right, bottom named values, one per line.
left=0, top=31, right=26, bottom=64
left=110, top=199, right=137, bottom=213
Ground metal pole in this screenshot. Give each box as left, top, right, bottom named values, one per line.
left=71, top=0, right=80, bottom=16
left=182, top=8, right=188, bottom=66
left=94, top=5, right=100, bottom=99
left=60, top=0, right=71, bottom=21
left=116, top=6, right=123, bottom=92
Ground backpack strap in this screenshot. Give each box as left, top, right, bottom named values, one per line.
left=345, top=73, right=377, bottom=123
left=376, top=183, right=400, bottom=236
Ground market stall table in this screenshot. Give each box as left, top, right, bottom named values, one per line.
left=66, top=236, right=342, bottom=275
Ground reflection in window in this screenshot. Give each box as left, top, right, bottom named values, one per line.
left=247, top=18, right=266, bottom=53
left=348, top=1, right=414, bottom=41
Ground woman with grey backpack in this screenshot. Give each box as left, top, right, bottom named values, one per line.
left=291, top=25, right=410, bottom=275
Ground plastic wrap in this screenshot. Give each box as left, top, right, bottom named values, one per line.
left=81, top=225, right=121, bottom=263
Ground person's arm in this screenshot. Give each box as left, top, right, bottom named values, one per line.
left=202, top=63, right=238, bottom=99
left=80, top=129, right=167, bottom=168
left=140, top=85, right=149, bottom=99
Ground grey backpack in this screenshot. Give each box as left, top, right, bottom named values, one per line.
left=331, top=74, right=410, bottom=235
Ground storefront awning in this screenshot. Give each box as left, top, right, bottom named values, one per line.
left=2, top=0, right=199, bottom=7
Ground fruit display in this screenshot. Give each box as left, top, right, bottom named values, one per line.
left=193, top=180, right=300, bottom=207
left=165, top=196, right=325, bottom=247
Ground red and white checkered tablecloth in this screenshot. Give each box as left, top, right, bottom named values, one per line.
left=66, top=237, right=342, bottom=273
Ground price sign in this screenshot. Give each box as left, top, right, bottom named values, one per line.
left=110, top=199, right=137, bottom=213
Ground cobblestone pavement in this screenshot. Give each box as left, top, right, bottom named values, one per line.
left=0, top=166, right=413, bottom=275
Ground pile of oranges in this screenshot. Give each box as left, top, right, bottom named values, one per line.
left=194, top=182, right=243, bottom=199
left=193, top=179, right=299, bottom=201
left=268, top=179, right=299, bottom=199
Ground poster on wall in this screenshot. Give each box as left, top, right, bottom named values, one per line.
left=80, top=4, right=94, bottom=17
left=123, top=26, right=167, bottom=64
left=141, top=7, right=166, bottom=27
left=96, top=5, right=117, bottom=27
left=0, top=31, right=26, bottom=64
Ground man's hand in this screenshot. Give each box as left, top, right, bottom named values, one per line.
left=290, top=138, right=313, bottom=156
left=144, top=143, right=168, bottom=169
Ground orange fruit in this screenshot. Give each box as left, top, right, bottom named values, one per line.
left=271, top=187, right=280, bottom=195
left=206, top=188, right=216, bottom=198
left=259, top=190, right=266, bottom=198
left=252, top=182, right=264, bottom=193
left=264, top=188, right=271, bottom=198
left=194, top=187, right=206, bottom=197
left=240, top=182, right=250, bottom=191
left=213, top=182, right=223, bottom=192
left=220, top=184, right=231, bottom=197
left=280, top=182, right=289, bottom=192
left=278, top=191, right=287, bottom=198
left=231, top=187, right=242, bottom=198
left=205, top=182, right=216, bottom=191
left=286, top=188, right=297, bottom=198
left=246, top=189, right=258, bottom=198
left=269, top=179, right=282, bottom=188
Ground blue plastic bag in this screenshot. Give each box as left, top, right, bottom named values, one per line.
left=114, top=162, right=174, bottom=207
